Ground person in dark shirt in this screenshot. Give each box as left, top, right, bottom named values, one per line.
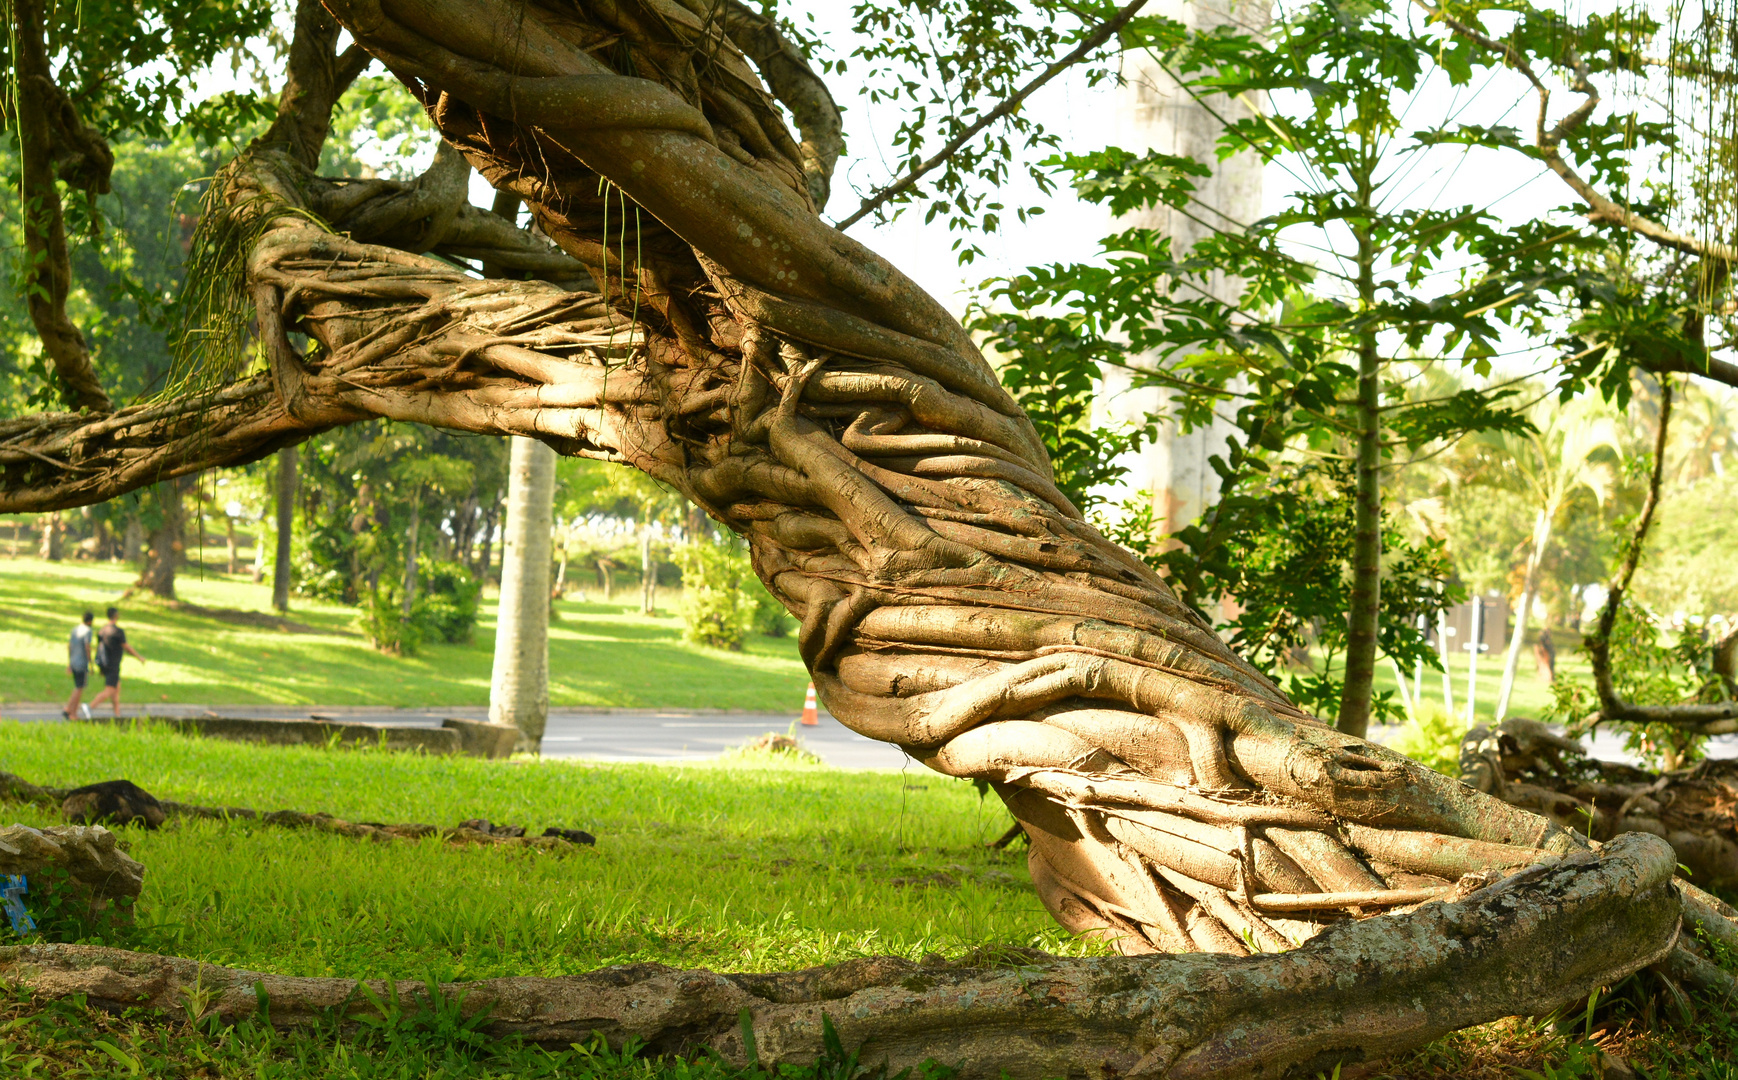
left=87, top=606, right=144, bottom=718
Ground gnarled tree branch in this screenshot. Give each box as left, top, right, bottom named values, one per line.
left=13, top=0, right=113, bottom=414
left=261, top=0, right=378, bottom=168
left=716, top=0, right=842, bottom=209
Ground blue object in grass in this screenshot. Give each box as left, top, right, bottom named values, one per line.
left=2, top=874, right=36, bottom=935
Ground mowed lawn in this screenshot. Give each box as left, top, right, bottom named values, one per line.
left=1360, top=640, right=1585, bottom=729
left=0, top=720, right=1067, bottom=979
left=0, top=556, right=809, bottom=711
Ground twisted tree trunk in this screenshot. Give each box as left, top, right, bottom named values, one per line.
left=0, top=2, right=1727, bottom=1070
left=13, top=0, right=114, bottom=414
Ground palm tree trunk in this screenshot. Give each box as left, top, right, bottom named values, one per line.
left=554, top=523, right=570, bottom=598
left=489, top=436, right=555, bottom=752
left=39, top=512, right=62, bottom=561
left=1494, top=507, right=1552, bottom=721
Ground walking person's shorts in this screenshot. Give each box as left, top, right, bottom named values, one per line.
left=100, top=667, right=121, bottom=688
left=71, top=669, right=87, bottom=689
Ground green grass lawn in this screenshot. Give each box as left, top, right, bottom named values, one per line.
left=1366, top=639, right=1584, bottom=728
left=1, top=719, right=1732, bottom=1079
left=0, top=557, right=809, bottom=711
left=0, top=719, right=1067, bottom=979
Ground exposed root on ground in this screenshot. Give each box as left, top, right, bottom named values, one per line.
left=0, top=833, right=1690, bottom=1080
left=0, top=772, right=594, bottom=852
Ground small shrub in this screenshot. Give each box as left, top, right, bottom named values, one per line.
left=355, top=563, right=478, bottom=654
left=357, top=584, right=425, bottom=656
left=752, top=584, right=795, bottom=638
left=417, top=560, right=480, bottom=644
left=672, top=538, right=756, bottom=650
left=1389, top=700, right=1462, bottom=776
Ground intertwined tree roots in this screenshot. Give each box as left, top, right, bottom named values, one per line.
left=0, top=1, right=1731, bottom=1073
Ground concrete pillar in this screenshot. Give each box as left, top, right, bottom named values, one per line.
left=1098, top=0, right=1269, bottom=534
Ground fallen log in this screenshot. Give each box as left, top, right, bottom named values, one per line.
left=0, top=833, right=1687, bottom=1080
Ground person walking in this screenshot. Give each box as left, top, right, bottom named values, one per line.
left=63, top=610, right=94, bottom=719
left=1533, top=626, right=1558, bottom=683
left=86, top=607, right=144, bottom=718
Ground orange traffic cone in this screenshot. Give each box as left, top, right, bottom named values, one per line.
left=799, top=682, right=819, bottom=726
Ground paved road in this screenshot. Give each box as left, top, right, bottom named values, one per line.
left=5, top=702, right=1731, bottom=769
left=0, top=703, right=917, bottom=770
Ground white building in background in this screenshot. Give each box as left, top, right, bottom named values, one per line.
left=1097, top=0, right=1269, bottom=533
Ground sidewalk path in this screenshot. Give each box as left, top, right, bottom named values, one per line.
left=7, top=703, right=1730, bottom=770
left=0, top=704, right=917, bottom=771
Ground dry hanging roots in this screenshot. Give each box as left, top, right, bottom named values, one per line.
left=0, top=3, right=1732, bottom=1071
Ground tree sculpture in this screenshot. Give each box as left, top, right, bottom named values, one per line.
left=0, top=1, right=1732, bottom=1075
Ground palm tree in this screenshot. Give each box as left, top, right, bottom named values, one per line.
left=490, top=436, right=557, bottom=752
left=1488, top=397, right=1621, bottom=721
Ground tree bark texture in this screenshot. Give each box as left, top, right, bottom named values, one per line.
left=136, top=480, right=184, bottom=599
left=0, top=0, right=1722, bottom=1012
left=12, top=0, right=114, bottom=414
left=491, top=436, right=556, bottom=750
left=0, top=833, right=1688, bottom=1080
left=273, top=446, right=297, bottom=612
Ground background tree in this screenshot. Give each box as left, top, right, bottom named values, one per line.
left=271, top=448, right=296, bottom=611
left=1465, top=396, right=1621, bottom=721
left=490, top=436, right=556, bottom=751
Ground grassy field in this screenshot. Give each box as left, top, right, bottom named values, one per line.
left=1, top=554, right=1574, bottom=732
left=1364, top=642, right=1585, bottom=728
left=0, top=557, right=809, bottom=711
left=0, top=721, right=1733, bottom=1079
left=0, top=719, right=1064, bottom=978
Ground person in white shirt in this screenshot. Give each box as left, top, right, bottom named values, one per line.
left=64, top=610, right=94, bottom=720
